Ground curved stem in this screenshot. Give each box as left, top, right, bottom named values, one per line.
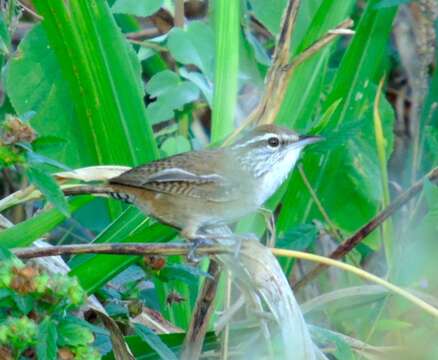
left=272, top=248, right=438, bottom=318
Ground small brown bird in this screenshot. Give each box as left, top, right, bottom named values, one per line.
left=66, top=125, right=321, bottom=243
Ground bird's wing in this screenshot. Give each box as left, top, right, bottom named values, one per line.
left=109, top=151, right=239, bottom=202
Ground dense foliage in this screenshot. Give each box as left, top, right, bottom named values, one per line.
left=0, top=0, right=437, bottom=359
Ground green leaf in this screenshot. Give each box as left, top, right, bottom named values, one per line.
left=0, top=247, right=14, bottom=260
left=145, top=70, right=200, bottom=123
left=167, top=21, right=215, bottom=79
left=159, top=263, right=210, bottom=285
left=277, top=1, right=398, bottom=244
left=37, top=318, right=58, bottom=360
left=133, top=323, right=178, bottom=360
left=180, top=68, right=213, bottom=106
left=277, top=224, right=318, bottom=251
left=161, top=135, right=191, bottom=156
left=424, top=179, right=438, bottom=216
left=249, top=0, right=287, bottom=35
left=105, top=302, right=129, bottom=317
left=6, top=25, right=81, bottom=167
left=12, top=293, right=34, bottom=315
left=310, top=326, right=355, bottom=360
left=69, top=207, right=176, bottom=293
left=112, top=0, right=163, bottom=17
left=29, top=1, right=159, bottom=167
left=0, top=14, right=10, bottom=56
left=58, top=321, right=94, bottom=346
left=32, top=136, right=67, bottom=153
left=277, top=224, right=318, bottom=273
left=374, top=318, right=413, bottom=332
left=374, top=0, right=412, bottom=8
left=276, top=0, right=355, bottom=128
left=26, top=166, right=70, bottom=217
left=0, top=196, right=93, bottom=249
left=211, top=0, right=240, bottom=141
left=115, top=332, right=218, bottom=360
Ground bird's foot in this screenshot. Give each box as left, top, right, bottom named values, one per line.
left=187, top=237, right=215, bottom=264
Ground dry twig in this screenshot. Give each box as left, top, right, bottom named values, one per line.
left=223, top=17, right=354, bottom=145
left=180, top=260, right=221, bottom=360
left=13, top=242, right=227, bottom=259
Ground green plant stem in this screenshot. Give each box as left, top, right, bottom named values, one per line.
left=374, top=78, right=394, bottom=265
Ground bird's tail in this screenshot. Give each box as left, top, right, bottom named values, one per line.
left=63, top=185, right=113, bottom=197
left=63, top=184, right=135, bottom=204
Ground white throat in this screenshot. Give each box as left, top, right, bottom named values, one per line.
left=256, top=147, right=302, bottom=206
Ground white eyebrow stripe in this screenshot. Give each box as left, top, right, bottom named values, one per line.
left=232, top=133, right=278, bottom=148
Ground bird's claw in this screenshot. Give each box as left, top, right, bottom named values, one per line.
left=187, top=237, right=215, bottom=264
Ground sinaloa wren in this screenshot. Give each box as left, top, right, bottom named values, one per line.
left=65, top=125, right=321, bottom=241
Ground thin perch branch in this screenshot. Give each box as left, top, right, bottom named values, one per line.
left=13, top=243, right=228, bottom=259
left=287, top=18, right=354, bottom=70
left=294, top=167, right=438, bottom=289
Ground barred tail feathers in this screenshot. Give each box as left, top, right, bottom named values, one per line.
left=63, top=185, right=135, bottom=204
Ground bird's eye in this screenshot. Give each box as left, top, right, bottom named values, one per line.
left=267, top=137, right=280, bottom=147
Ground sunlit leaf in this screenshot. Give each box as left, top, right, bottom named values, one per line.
left=112, top=0, right=163, bottom=17
left=133, top=323, right=178, bottom=360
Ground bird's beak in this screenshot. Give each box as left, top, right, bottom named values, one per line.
left=297, top=134, right=324, bottom=147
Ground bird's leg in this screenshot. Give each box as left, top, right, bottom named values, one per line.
left=181, top=227, right=215, bottom=263
left=258, top=207, right=276, bottom=247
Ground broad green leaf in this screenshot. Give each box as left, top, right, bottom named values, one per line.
left=31, top=136, right=67, bottom=154
left=6, top=25, right=81, bottom=167
left=167, top=21, right=215, bottom=79
left=0, top=247, right=13, bottom=260
left=37, top=318, right=58, bottom=360
left=161, top=135, right=191, bottom=156
left=248, top=0, right=287, bottom=35
left=277, top=224, right=318, bottom=273
left=30, top=0, right=158, bottom=167
left=374, top=0, right=412, bottom=8
left=211, top=0, right=240, bottom=140
left=180, top=68, right=213, bottom=105
left=58, top=321, right=94, bottom=346
left=277, top=1, right=398, bottom=243
left=112, top=0, right=163, bottom=17
left=0, top=196, right=93, bottom=249
left=26, top=167, right=70, bottom=217
left=145, top=70, right=200, bottom=123
left=159, top=263, right=210, bottom=285
left=277, top=224, right=318, bottom=250
left=133, top=323, right=178, bottom=360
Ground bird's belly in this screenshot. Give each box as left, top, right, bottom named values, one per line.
left=132, top=189, right=253, bottom=231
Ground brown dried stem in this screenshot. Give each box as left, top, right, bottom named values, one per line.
left=294, top=167, right=438, bottom=290
left=13, top=243, right=227, bottom=259
left=180, top=2, right=304, bottom=357
left=180, top=260, right=221, bottom=360
left=174, top=0, right=185, bottom=28
left=223, top=16, right=353, bottom=145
